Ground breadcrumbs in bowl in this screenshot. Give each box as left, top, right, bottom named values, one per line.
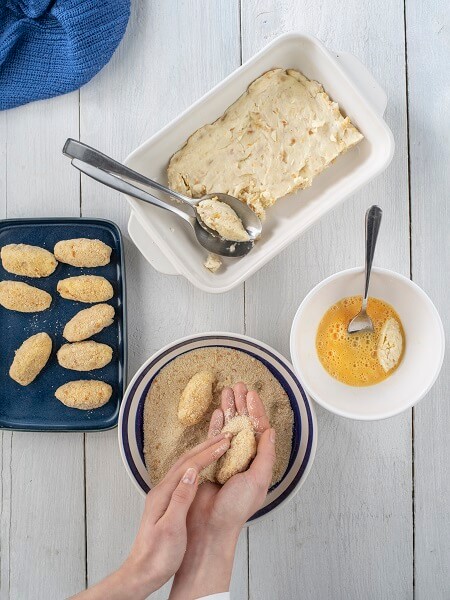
left=118, top=333, right=317, bottom=525
left=143, top=347, right=294, bottom=488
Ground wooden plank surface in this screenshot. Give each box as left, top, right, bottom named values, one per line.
left=242, top=1, right=413, bottom=598
left=78, top=1, right=248, bottom=598
left=407, top=1, right=450, bottom=598
left=0, top=95, right=86, bottom=599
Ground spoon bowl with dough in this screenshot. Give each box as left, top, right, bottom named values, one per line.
left=63, top=139, right=261, bottom=258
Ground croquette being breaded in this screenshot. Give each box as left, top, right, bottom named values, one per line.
left=0, top=281, right=52, bottom=312
left=63, top=304, right=115, bottom=342
left=1, top=244, right=57, bottom=277
left=9, top=332, right=52, bottom=386
left=54, top=238, right=112, bottom=267
left=57, top=341, right=113, bottom=371
left=57, top=275, right=113, bottom=303
left=55, top=380, right=112, bottom=410
left=215, top=415, right=257, bottom=484
left=178, top=371, right=215, bottom=426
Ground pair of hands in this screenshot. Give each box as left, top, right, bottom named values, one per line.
left=122, top=383, right=275, bottom=599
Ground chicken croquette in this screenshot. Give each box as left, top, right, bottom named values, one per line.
left=63, top=304, right=115, bottom=342
left=54, top=238, right=112, bottom=267
left=9, top=332, right=52, bottom=386
left=57, top=341, right=113, bottom=371
left=0, top=281, right=52, bottom=312
left=216, top=415, right=257, bottom=484
left=1, top=244, right=57, bottom=277
left=178, top=371, right=215, bottom=426
left=55, top=380, right=112, bottom=410
left=57, top=275, right=113, bottom=303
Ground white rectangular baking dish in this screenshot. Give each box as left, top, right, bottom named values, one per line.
left=124, top=32, right=394, bottom=293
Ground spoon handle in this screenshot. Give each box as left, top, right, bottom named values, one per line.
left=362, top=205, right=383, bottom=309
left=68, top=156, right=194, bottom=225
left=63, top=139, right=193, bottom=207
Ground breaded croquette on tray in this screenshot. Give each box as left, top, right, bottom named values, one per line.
left=0, top=280, right=52, bottom=312
left=54, top=238, right=112, bottom=267
left=57, top=275, right=113, bottom=303
left=55, top=380, right=113, bottom=410
left=63, top=303, right=115, bottom=342
left=57, top=341, right=113, bottom=371
left=9, top=332, right=52, bottom=386
left=1, top=243, right=57, bottom=277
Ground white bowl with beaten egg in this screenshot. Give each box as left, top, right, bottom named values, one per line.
left=118, top=332, right=317, bottom=524
left=290, top=267, right=445, bottom=420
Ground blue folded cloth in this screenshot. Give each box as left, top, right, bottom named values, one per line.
left=0, top=0, right=130, bottom=110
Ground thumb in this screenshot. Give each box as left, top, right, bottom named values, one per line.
left=163, top=467, right=199, bottom=525
left=247, top=428, right=276, bottom=490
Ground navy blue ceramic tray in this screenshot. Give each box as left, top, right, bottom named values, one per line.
left=0, top=218, right=127, bottom=432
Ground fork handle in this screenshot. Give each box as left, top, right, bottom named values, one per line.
left=363, top=205, right=383, bottom=309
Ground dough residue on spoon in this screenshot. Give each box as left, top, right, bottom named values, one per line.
left=197, top=197, right=250, bottom=242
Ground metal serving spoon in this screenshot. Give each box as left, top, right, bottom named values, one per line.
left=62, top=139, right=262, bottom=258
left=348, top=205, right=383, bottom=334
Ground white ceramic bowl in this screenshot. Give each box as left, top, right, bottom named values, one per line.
left=125, top=32, right=394, bottom=293
left=118, top=332, right=317, bottom=525
left=290, top=268, right=445, bottom=420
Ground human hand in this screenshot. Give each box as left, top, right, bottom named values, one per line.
left=189, top=382, right=275, bottom=535
left=122, top=432, right=232, bottom=595
left=169, top=383, right=275, bottom=599
left=71, top=433, right=231, bottom=600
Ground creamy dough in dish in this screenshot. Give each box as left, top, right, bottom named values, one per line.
left=168, top=68, right=363, bottom=219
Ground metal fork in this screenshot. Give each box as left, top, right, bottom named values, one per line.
left=347, top=205, right=383, bottom=334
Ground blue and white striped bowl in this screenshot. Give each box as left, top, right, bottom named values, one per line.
left=118, top=333, right=317, bottom=524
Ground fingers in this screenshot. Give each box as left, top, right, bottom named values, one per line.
left=221, top=387, right=236, bottom=422
left=233, top=382, right=248, bottom=415
left=247, top=390, right=270, bottom=434
left=161, top=466, right=199, bottom=528
left=208, top=408, right=224, bottom=438
left=151, top=436, right=231, bottom=520
left=165, top=436, right=231, bottom=489
left=247, top=428, right=276, bottom=491
left=167, top=432, right=228, bottom=475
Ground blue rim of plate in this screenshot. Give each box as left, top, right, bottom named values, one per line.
left=119, top=334, right=316, bottom=522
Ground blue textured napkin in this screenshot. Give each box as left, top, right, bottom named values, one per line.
left=0, top=0, right=130, bottom=110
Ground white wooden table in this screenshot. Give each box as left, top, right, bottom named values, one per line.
left=0, top=1, right=448, bottom=598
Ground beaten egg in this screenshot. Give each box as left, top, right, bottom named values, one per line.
left=316, top=296, right=404, bottom=386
